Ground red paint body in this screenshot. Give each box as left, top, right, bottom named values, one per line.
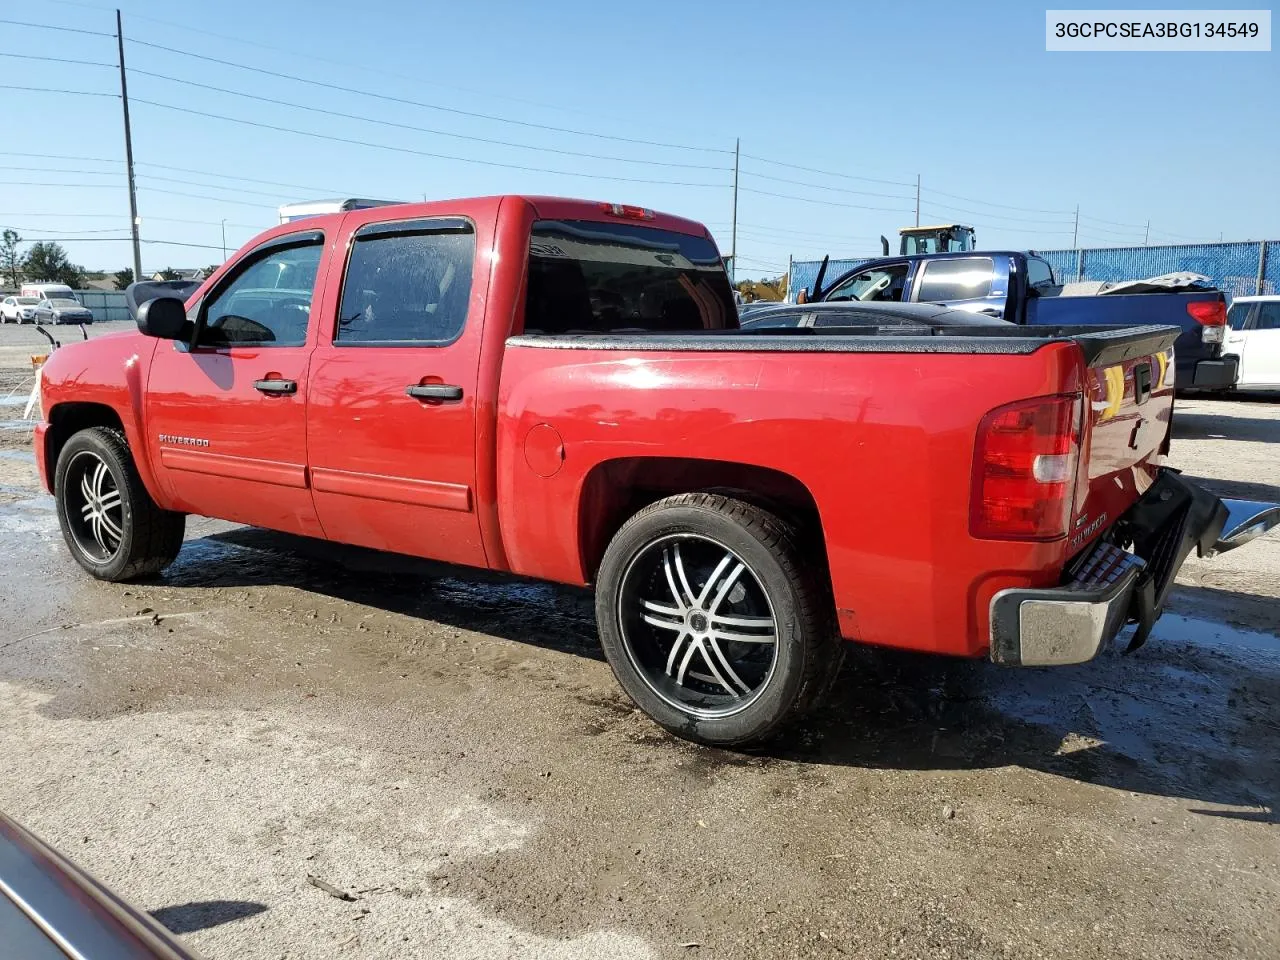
left=36, top=196, right=1172, bottom=659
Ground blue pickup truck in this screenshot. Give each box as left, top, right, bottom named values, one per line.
left=808, top=251, right=1235, bottom=390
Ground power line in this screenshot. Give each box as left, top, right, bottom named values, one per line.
left=0, top=151, right=121, bottom=164
left=126, top=66, right=731, bottom=172
left=0, top=165, right=119, bottom=177
left=0, top=52, right=115, bottom=69
left=919, top=186, right=1074, bottom=216
left=1, top=225, right=127, bottom=235
left=136, top=185, right=278, bottom=209
left=738, top=153, right=914, bottom=188
left=136, top=162, right=345, bottom=196
left=919, top=201, right=1075, bottom=226
left=738, top=168, right=913, bottom=201
left=739, top=187, right=911, bottom=213
left=126, top=38, right=732, bottom=155
left=0, top=17, right=114, bottom=38
left=0, top=181, right=118, bottom=189
left=130, top=97, right=730, bottom=188
left=0, top=84, right=115, bottom=99
left=1077, top=212, right=1148, bottom=229
left=137, top=174, right=302, bottom=201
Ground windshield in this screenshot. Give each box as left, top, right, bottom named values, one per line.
left=524, top=220, right=736, bottom=334
left=50, top=299, right=82, bottom=307
left=16, top=297, right=39, bottom=305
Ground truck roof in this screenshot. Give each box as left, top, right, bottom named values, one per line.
left=267, top=195, right=713, bottom=239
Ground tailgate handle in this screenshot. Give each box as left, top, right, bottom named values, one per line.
left=1134, top=363, right=1152, bottom=404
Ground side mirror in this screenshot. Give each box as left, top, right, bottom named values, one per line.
left=135, top=296, right=192, bottom=340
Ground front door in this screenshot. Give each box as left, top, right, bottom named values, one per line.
left=1237, top=300, right=1280, bottom=389
left=145, top=231, right=328, bottom=537
left=306, top=210, right=489, bottom=568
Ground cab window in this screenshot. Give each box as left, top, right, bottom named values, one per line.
left=336, top=219, right=475, bottom=345
left=198, top=238, right=322, bottom=347
left=914, top=258, right=993, bottom=303
left=823, top=264, right=910, bottom=303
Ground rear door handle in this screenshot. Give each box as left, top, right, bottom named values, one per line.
left=406, top=383, right=463, bottom=402
left=254, top=378, right=297, bottom=395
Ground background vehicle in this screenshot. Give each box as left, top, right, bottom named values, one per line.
left=277, top=197, right=401, bottom=224
left=33, top=296, right=94, bottom=325
left=1224, top=295, right=1280, bottom=391
left=737, top=300, right=1013, bottom=330
left=1, top=295, right=40, bottom=323
left=33, top=195, right=1279, bottom=747
left=893, top=223, right=976, bottom=255
left=20, top=282, right=77, bottom=302
left=125, top=278, right=203, bottom=318
left=0, top=813, right=200, bottom=960
left=812, top=251, right=1233, bottom=391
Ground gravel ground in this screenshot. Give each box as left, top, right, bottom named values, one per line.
left=0, top=321, right=1277, bottom=959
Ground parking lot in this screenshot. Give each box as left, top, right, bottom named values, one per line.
left=0, top=321, right=1277, bottom=959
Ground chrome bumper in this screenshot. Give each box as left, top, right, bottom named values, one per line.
left=990, top=472, right=1280, bottom=667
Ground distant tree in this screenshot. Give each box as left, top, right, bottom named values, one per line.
left=158, top=267, right=182, bottom=281
left=1, top=229, right=21, bottom=289
left=113, top=267, right=135, bottom=290
left=22, top=242, right=85, bottom=288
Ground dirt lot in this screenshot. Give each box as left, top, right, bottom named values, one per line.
left=1, top=321, right=1277, bottom=959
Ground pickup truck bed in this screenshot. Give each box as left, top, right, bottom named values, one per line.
left=33, top=196, right=1280, bottom=746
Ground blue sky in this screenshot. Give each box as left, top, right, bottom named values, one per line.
left=1, top=0, right=1276, bottom=278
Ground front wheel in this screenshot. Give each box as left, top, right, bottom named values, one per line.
left=595, top=493, right=841, bottom=747
left=54, top=427, right=186, bottom=581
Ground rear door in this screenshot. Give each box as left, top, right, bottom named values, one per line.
left=1235, top=300, right=1280, bottom=388
left=305, top=206, right=493, bottom=567
left=145, top=230, right=327, bottom=536
left=908, top=256, right=1005, bottom=317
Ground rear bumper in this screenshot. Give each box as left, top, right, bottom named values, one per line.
left=1175, top=356, right=1238, bottom=390
left=989, top=470, right=1278, bottom=666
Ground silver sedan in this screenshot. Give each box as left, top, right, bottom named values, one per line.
left=33, top=297, right=94, bottom=325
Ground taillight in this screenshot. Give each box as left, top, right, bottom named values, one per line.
left=971, top=394, right=1081, bottom=541
left=599, top=202, right=655, bottom=220
left=1187, top=299, right=1226, bottom=344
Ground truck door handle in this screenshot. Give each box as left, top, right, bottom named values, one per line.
left=254, top=378, right=297, bottom=395
left=406, top=383, right=463, bottom=402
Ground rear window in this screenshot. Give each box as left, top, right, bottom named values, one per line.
left=914, top=258, right=993, bottom=302
left=524, top=220, right=735, bottom=334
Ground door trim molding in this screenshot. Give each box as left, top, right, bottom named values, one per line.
left=310, top=467, right=472, bottom=512
left=159, top=448, right=308, bottom=488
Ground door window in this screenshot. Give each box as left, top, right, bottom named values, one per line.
left=337, top=219, right=476, bottom=345
left=914, top=258, right=993, bottom=302
left=823, top=264, right=910, bottom=303
left=1026, top=258, right=1055, bottom=292
left=198, top=238, right=322, bottom=347
left=1253, top=303, right=1280, bottom=330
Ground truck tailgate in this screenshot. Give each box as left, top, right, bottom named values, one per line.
left=1069, top=325, right=1178, bottom=552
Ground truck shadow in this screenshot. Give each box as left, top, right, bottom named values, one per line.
left=1173, top=409, right=1280, bottom=443
left=165, top=528, right=1278, bottom=818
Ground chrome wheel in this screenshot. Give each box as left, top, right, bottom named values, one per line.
left=65, top=451, right=124, bottom=562
left=617, top=534, right=778, bottom=718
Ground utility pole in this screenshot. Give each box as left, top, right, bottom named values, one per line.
left=221, top=219, right=227, bottom=260
left=914, top=174, right=920, bottom=227
left=1072, top=205, right=1079, bottom=250
left=1144, top=220, right=1150, bottom=246
left=730, top=137, right=739, bottom=281
left=116, top=9, right=142, bottom=283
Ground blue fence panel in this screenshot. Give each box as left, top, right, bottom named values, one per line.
left=790, top=240, right=1276, bottom=303
left=786, top=258, right=871, bottom=302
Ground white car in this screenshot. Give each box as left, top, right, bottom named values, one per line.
left=1, top=295, right=40, bottom=323
left=1224, top=295, right=1280, bottom=391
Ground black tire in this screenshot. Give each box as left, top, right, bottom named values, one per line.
left=595, top=493, right=841, bottom=747
left=54, top=426, right=186, bottom=581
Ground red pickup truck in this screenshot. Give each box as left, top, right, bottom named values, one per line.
left=34, top=196, right=1279, bottom=746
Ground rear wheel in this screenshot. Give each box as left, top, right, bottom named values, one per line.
left=595, top=493, right=841, bottom=746
left=55, top=427, right=186, bottom=581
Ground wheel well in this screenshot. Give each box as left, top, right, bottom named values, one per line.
left=44, top=403, right=125, bottom=493
left=578, top=457, right=826, bottom=582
